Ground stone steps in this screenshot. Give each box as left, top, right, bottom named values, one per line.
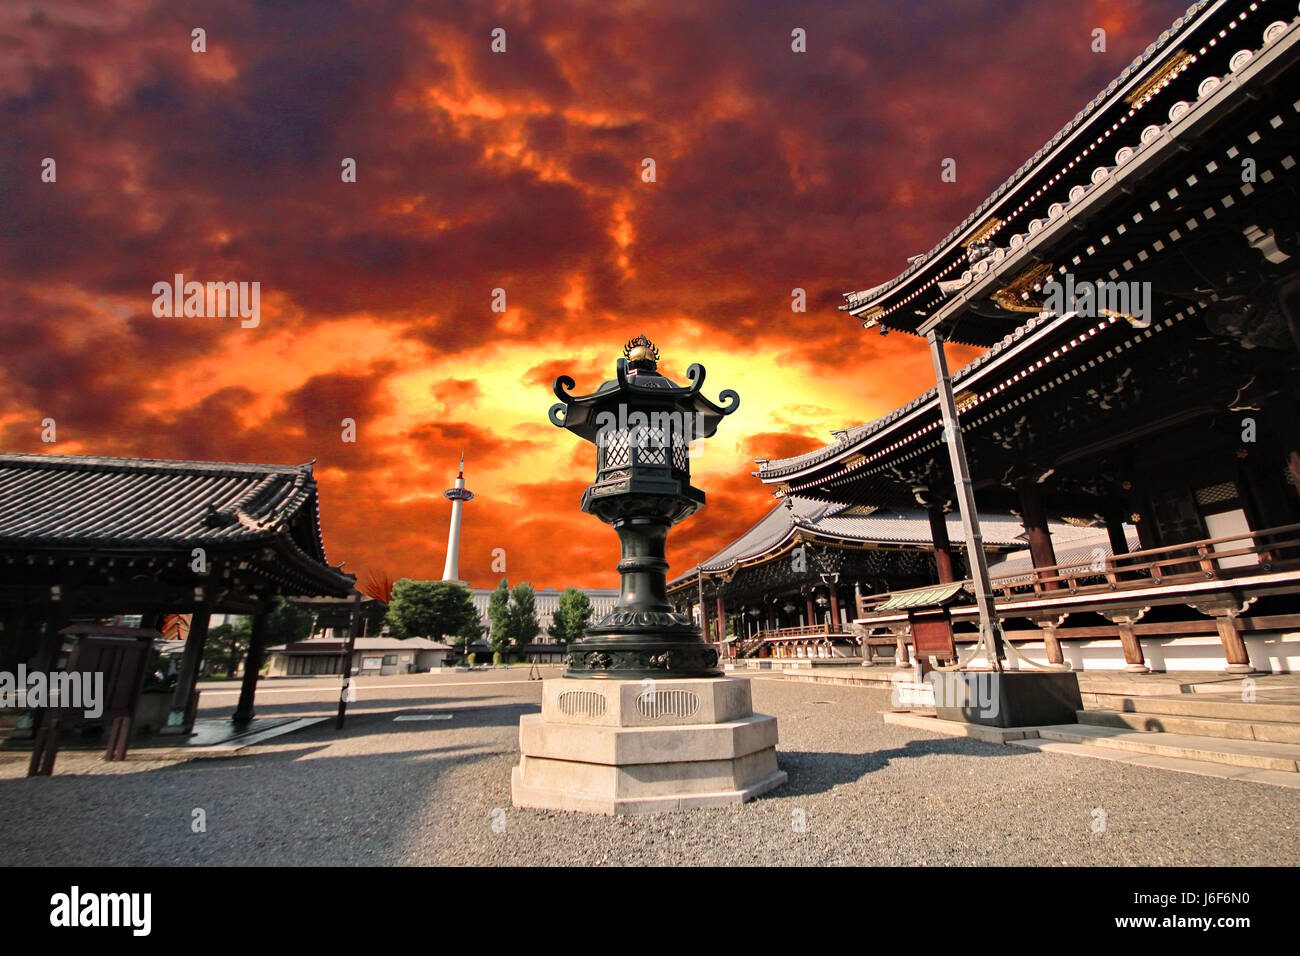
left=1090, top=694, right=1300, bottom=724
left=1006, top=737, right=1300, bottom=789
left=779, top=669, right=899, bottom=688
left=881, top=713, right=1300, bottom=788
left=1032, top=723, right=1300, bottom=773
left=1077, top=708, right=1300, bottom=743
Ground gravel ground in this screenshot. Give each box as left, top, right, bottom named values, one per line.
left=1, top=673, right=1296, bottom=866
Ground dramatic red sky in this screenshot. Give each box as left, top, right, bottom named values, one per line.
left=0, top=0, right=1189, bottom=591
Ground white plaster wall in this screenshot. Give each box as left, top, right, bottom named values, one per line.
left=961, top=635, right=1300, bottom=673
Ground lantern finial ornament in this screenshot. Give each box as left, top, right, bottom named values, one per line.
left=623, top=333, right=660, bottom=371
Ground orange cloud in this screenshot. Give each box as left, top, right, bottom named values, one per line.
left=0, top=0, right=1190, bottom=588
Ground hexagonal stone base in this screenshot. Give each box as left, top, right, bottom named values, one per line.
left=511, top=677, right=788, bottom=815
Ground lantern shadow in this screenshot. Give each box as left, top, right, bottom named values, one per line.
left=774, top=736, right=1034, bottom=795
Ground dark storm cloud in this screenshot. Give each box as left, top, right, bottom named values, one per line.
left=0, top=0, right=1193, bottom=582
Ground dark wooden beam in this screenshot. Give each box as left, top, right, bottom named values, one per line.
left=162, top=605, right=211, bottom=735
left=233, top=604, right=269, bottom=723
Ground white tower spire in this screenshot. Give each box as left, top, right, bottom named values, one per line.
left=441, top=450, right=474, bottom=583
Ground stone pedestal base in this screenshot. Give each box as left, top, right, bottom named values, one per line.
left=933, top=670, right=1082, bottom=728
left=511, top=677, right=787, bottom=814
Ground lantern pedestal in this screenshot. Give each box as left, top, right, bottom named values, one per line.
left=511, top=676, right=787, bottom=814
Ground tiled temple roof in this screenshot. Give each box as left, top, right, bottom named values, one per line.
left=0, top=452, right=331, bottom=562
left=670, top=495, right=1111, bottom=584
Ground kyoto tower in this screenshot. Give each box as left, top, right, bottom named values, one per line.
left=440, top=452, right=474, bottom=583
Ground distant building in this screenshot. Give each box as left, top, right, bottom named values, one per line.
left=468, top=586, right=619, bottom=642
left=266, top=637, right=453, bottom=677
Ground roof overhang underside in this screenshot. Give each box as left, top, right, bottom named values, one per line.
left=759, top=19, right=1300, bottom=491
left=840, top=0, right=1294, bottom=346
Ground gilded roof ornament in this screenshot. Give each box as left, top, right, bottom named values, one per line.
left=623, top=333, right=660, bottom=371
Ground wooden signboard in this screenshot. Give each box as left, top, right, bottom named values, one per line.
left=911, top=614, right=956, bottom=664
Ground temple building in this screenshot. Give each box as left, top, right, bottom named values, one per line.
left=667, top=495, right=1123, bottom=660
left=750, top=0, right=1300, bottom=673
left=0, top=452, right=356, bottom=772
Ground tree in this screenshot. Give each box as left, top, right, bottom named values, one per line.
left=264, top=597, right=314, bottom=647
left=386, top=579, right=480, bottom=651
left=548, top=587, right=593, bottom=646
left=487, top=578, right=512, bottom=656
left=508, top=583, right=540, bottom=656
left=360, top=599, right=389, bottom=637
left=205, top=619, right=250, bottom=678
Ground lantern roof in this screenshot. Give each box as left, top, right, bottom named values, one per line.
left=548, top=337, right=739, bottom=444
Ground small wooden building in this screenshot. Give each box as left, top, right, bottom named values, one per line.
left=0, top=452, right=356, bottom=773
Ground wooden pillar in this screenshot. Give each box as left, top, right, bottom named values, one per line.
left=696, top=570, right=709, bottom=641
left=1211, top=612, right=1254, bottom=673
left=27, top=604, right=68, bottom=777
left=715, top=596, right=726, bottom=642
left=1191, top=600, right=1255, bottom=673
left=1017, top=481, right=1060, bottom=591
left=828, top=589, right=840, bottom=633
left=805, top=594, right=816, bottom=629
left=163, top=607, right=211, bottom=734
left=895, top=626, right=912, bottom=667
left=1035, top=614, right=1069, bottom=667
left=233, top=604, right=270, bottom=723
left=1104, top=505, right=1131, bottom=558
left=336, top=594, right=363, bottom=730
left=927, top=504, right=955, bottom=584
left=1124, top=480, right=1160, bottom=552
left=1102, top=608, right=1150, bottom=673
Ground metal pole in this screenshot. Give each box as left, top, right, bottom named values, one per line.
left=927, top=329, right=1004, bottom=671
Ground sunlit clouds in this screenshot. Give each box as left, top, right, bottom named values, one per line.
left=0, top=0, right=1189, bottom=588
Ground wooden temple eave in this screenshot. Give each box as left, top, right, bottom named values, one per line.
left=1123, top=48, right=1196, bottom=107
left=918, top=21, right=1300, bottom=341
left=668, top=520, right=1009, bottom=607
left=790, top=311, right=1221, bottom=509
left=763, top=286, right=1167, bottom=488
left=766, top=310, right=1104, bottom=495
left=777, top=126, right=1299, bottom=496
left=842, top=2, right=1293, bottom=343
left=0, top=529, right=353, bottom=614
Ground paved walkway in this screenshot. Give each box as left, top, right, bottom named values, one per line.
left=0, top=672, right=1296, bottom=865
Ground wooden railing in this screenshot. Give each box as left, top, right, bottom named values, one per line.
left=856, top=521, right=1300, bottom=617
left=759, top=623, right=849, bottom=639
